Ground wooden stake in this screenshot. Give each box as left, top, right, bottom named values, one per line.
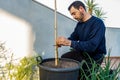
left=54, top=0, right=59, bottom=66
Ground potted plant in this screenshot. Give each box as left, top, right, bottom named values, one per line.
left=39, top=58, right=80, bottom=80
left=38, top=0, right=80, bottom=80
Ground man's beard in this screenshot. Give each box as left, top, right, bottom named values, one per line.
left=77, top=12, right=84, bottom=21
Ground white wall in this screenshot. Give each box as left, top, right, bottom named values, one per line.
left=0, top=9, right=34, bottom=59
left=0, top=0, right=119, bottom=59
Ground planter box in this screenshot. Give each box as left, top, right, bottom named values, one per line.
left=38, top=58, right=80, bottom=80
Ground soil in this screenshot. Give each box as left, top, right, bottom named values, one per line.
left=41, top=59, right=79, bottom=68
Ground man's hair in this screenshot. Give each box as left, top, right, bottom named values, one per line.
left=68, top=1, right=86, bottom=11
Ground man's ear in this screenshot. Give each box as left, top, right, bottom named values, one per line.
left=79, top=6, right=84, bottom=12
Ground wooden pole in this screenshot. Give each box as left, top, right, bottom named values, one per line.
left=54, top=0, right=59, bottom=66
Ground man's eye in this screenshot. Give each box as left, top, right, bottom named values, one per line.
left=71, top=13, right=75, bottom=15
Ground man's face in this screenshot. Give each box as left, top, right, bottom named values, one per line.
left=69, top=6, right=84, bottom=21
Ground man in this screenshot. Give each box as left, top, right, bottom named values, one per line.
left=56, top=1, right=106, bottom=79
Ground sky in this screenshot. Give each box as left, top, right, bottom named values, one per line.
left=35, top=0, right=120, bottom=28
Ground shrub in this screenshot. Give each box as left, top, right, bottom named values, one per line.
left=79, top=51, right=120, bottom=80
left=0, top=42, right=41, bottom=80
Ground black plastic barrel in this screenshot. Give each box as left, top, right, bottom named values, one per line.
left=39, top=58, right=80, bottom=80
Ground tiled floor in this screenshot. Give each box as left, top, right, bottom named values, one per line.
left=101, top=57, right=120, bottom=69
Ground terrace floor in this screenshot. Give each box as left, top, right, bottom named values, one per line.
left=101, top=57, right=120, bottom=69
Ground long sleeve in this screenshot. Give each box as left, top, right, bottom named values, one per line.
left=70, top=16, right=106, bottom=55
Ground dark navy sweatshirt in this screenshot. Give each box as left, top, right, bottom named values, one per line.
left=68, top=16, right=106, bottom=60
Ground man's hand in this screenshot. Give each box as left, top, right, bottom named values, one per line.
left=56, top=36, right=71, bottom=47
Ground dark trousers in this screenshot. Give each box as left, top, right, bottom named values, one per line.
left=61, top=50, right=104, bottom=80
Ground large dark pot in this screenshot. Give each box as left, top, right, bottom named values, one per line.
left=38, top=58, right=80, bottom=80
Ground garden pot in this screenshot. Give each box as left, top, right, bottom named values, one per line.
left=38, top=58, right=80, bottom=80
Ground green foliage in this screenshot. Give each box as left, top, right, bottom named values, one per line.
left=0, top=42, right=41, bottom=80
left=94, top=7, right=107, bottom=20
left=0, top=55, right=41, bottom=80
left=84, top=0, right=98, bottom=14
left=84, top=0, right=107, bottom=20
left=79, top=50, right=120, bottom=80
left=5, top=57, right=38, bottom=80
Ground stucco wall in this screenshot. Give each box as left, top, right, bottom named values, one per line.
left=106, top=27, right=120, bottom=56
left=0, top=0, right=120, bottom=59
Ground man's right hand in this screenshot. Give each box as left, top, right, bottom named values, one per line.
left=56, top=36, right=71, bottom=47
